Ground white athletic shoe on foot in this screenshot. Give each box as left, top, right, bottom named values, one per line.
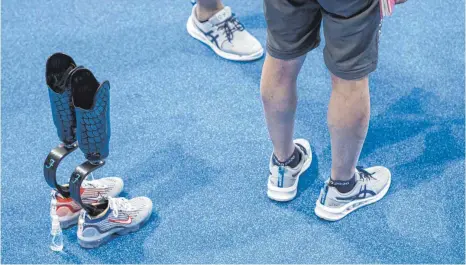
left=52, top=177, right=124, bottom=229
left=267, top=139, right=312, bottom=202
left=315, top=166, right=391, bottom=221
left=186, top=4, right=264, bottom=61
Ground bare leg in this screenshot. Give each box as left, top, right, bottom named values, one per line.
left=196, top=0, right=224, bottom=21
left=260, top=54, right=306, bottom=161
left=328, top=75, right=370, bottom=181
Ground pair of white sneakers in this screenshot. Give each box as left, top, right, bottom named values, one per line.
left=267, top=139, right=391, bottom=221
left=51, top=177, right=153, bottom=248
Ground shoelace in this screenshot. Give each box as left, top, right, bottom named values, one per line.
left=356, top=166, right=376, bottom=181
left=108, top=197, right=132, bottom=218
left=216, top=15, right=244, bottom=42
left=82, top=180, right=105, bottom=189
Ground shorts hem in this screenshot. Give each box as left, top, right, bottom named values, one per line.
left=266, top=40, right=320, bottom=60
left=326, top=60, right=378, bottom=80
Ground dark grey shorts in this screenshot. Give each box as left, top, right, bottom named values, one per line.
left=264, top=0, right=381, bottom=80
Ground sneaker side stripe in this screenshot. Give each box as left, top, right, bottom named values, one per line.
left=204, top=30, right=220, bottom=48
left=192, top=19, right=221, bottom=49
left=335, top=185, right=377, bottom=201
left=278, top=166, right=285, bottom=188
left=320, top=185, right=329, bottom=205
left=57, top=204, right=82, bottom=213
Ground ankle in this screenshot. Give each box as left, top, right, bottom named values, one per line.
left=195, top=4, right=224, bottom=22
left=273, top=146, right=301, bottom=168
left=329, top=173, right=357, bottom=193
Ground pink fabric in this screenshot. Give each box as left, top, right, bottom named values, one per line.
left=380, top=0, right=396, bottom=18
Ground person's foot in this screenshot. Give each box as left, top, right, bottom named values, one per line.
left=267, top=139, right=312, bottom=202
left=315, top=166, right=391, bottom=221
left=53, top=177, right=124, bottom=229
left=77, top=196, right=153, bottom=248
left=186, top=4, right=263, bottom=61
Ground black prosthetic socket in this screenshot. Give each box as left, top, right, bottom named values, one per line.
left=329, top=173, right=357, bottom=193
left=46, top=52, right=77, bottom=94
left=272, top=147, right=302, bottom=168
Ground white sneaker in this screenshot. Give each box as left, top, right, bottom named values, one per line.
left=77, top=196, right=153, bottom=248
left=267, top=139, right=312, bottom=202
left=315, top=166, right=391, bottom=221
left=53, top=177, right=124, bottom=228
left=186, top=4, right=264, bottom=61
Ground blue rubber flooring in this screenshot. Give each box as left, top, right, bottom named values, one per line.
left=1, top=0, right=464, bottom=263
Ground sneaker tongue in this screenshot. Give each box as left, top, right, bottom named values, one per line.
left=208, top=6, right=232, bottom=25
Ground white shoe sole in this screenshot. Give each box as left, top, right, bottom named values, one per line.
left=314, top=172, right=391, bottom=221
left=186, top=16, right=264, bottom=62
left=267, top=139, right=312, bottom=202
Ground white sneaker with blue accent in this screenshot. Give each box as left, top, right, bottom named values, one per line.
left=315, top=166, right=391, bottom=221
left=77, top=196, right=153, bottom=248
left=186, top=4, right=263, bottom=61
left=267, top=139, right=312, bottom=202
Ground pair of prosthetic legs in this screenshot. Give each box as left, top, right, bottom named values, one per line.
left=44, top=53, right=152, bottom=248
left=44, top=52, right=112, bottom=217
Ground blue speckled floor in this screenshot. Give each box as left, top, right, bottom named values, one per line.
left=1, top=0, right=464, bottom=263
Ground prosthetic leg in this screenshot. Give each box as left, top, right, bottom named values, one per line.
left=68, top=68, right=111, bottom=216
left=44, top=53, right=80, bottom=197
left=63, top=66, right=152, bottom=249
